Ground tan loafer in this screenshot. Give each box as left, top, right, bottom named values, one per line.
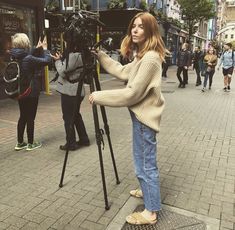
left=126, top=212, right=157, bottom=225
left=130, top=189, right=143, bottom=198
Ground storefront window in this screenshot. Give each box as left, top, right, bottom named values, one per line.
left=0, top=3, right=36, bottom=77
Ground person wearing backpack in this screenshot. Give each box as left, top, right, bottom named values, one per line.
left=10, top=33, right=51, bottom=151
left=51, top=42, right=90, bottom=151
left=218, top=43, right=235, bottom=92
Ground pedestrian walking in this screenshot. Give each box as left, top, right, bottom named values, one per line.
left=202, top=47, right=217, bottom=92
left=162, top=48, right=172, bottom=79
left=51, top=44, right=90, bottom=151
left=218, top=42, right=235, bottom=92
left=176, top=43, right=191, bottom=88
left=89, top=12, right=165, bottom=225
left=192, top=46, right=203, bottom=86
left=12, top=33, right=52, bottom=151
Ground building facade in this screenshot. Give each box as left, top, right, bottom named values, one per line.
left=223, top=22, right=235, bottom=42
left=216, top=0, right=227, bottom=43
left=226, top=0, right=235, bottom=22
left=216, top=0, right=235, bottom=46
left=223, top=0, right=235, bottom=43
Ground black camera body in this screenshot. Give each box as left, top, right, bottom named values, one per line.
left=60, top=10, right=115, bottom=80
left=62, top=11, right=103, bottom=52
left=62, top=11, right=114, bottom=56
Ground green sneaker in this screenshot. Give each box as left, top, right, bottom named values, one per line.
left=15, top=142, right=27, bottom=151
left=26, top=142, right=42, bottom=151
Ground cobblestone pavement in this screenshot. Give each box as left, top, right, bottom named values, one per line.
left=0, top=66, right=235, bottom=230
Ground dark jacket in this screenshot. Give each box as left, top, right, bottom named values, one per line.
left=10, top=48, right=51, bottom=97
left=177, top=49, right=191, bottom=67
left=192, top=50, right=203, bottom=69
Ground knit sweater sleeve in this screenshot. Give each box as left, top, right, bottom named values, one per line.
left=97, top=51, right=132, bottom=81
left=92, top=52, right=161, bottom=107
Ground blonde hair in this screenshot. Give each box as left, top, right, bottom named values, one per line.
left=207, top=47, right=216, bottom=55
left=120, top=12, right=166, bottom=62
left=11, top=33, right=31, bottom=49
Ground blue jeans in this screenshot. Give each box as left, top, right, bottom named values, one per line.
left=130, top=111, right=161, bottom=212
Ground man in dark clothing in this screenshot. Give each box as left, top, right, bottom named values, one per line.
left=192, top=46, right=203, bottom=86
left=176, top=43, right=191, bottom=88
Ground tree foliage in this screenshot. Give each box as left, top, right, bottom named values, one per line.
left=79, top=0, right=91, bottom=10
left=231, top=40, right=235, bottom=49
left=107, top=0, right=127, bottom=9
left=46, top=0, right=60, bottom=12
left=139, top=0, right=148, bottom=10
left=178, top=0, right=215, bottom=42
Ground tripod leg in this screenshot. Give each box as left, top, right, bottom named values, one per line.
left=59, top=148, right=69, bottom=188
left=93, top=70, right=120, bottom=184
left=89, top=77, right=110, bottom=210
left=59, top=79, right=84, bottom=188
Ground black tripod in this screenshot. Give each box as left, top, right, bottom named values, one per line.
left=59, top=47, right=120, bottom=210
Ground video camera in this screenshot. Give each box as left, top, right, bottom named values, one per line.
left=61, top=10, right=114, bottom=60
left=59, top=10, right=115, bottom=84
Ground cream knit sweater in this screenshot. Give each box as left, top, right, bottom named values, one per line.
left=92, top=50, right=165, bottom=132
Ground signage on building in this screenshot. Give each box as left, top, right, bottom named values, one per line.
left=0, top=7, right=15, bottom=14
left=0, top=13, right=22, bottom=35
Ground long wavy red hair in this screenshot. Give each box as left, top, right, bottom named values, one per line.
left=120, top=12, right=166, bottom=62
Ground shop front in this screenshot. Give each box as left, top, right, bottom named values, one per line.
left=0, top=0, right=44, bottom=99
left=192, top=34, right=207, bottom=51
left=166, top=26, right=181, bottom=65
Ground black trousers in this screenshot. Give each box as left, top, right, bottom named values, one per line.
left=162, top=62, right=169, bottom=78
left=195, top=66, right=201, bottom=84
left=17, top=97, right=39, bottom=144
left=177, top=66, right=188, bottom=85
left=61, top=94, right=89, bottom=146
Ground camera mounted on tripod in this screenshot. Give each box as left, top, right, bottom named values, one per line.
left=60, top=10, right=114, bottom=84
left=62, top=11, right=114, bottom=59
left=63, top=10, right=104, bottom=51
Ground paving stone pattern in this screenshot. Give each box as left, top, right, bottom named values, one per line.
left=0, top=67, right=235, bottom=229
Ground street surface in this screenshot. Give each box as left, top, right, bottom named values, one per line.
left=0, top=66, right=235, bottom=230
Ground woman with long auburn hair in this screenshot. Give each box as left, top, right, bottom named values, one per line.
left=89, top=12, right=165, bottom=225
left=120, top=12, right=166, bottom=61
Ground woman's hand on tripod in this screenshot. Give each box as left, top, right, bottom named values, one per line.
left=91, top=49, right=99, bottom=57
left=89, top=94, right=95, bottom=104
